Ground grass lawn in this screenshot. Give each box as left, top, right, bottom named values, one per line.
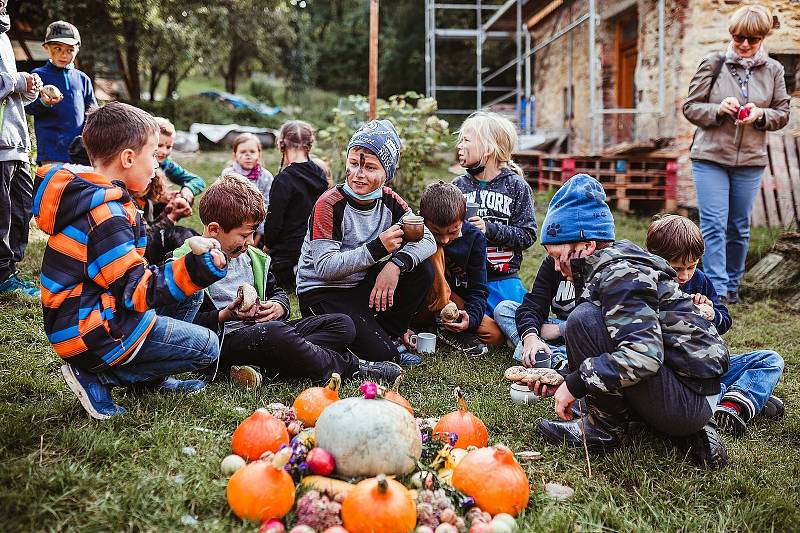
left=1, top=153, right=798, bottom=532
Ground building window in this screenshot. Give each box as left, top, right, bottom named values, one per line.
left=770, top=53, right=799, bottom=95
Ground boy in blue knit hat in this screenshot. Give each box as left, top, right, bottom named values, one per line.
left=526, top=174, right=730, bottom=469
left=297, top=120, right=436, bottom=365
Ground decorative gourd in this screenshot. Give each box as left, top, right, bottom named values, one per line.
left=451, top=445, right=530, bottom=517
left=342, top=474, right=417, bottom=533
left=385, top=374, right=413, bottom=416
left=226, top=448, right=296, bottom=523
left=433, top=388, right=488, bottom=449
left=293, top=373, right=341, bottom=427
left=231, top=409, right=290, bottom=461
left=315, top=395, right=422, bottom=476
left=300, top=475, right=355, bottom=498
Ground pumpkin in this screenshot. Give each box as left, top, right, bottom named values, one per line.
left=231, top=409, right=290, bottom=461
left=293, top=373, right=341, bottom=427
left=226, top=448, right=296, bottom=522
left=433, top=387, right=488, bottom=449
left=342, top=474, right=416, bottom=533
left=451, top=445, right=530, bottom=517
left=300, top=475, right=355, bottom=499
left=315, top=396, right=422, bottom=476
left=385, top=374, right=413, bottom=416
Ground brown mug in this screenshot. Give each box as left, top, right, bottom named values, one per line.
left=401, top=215, right=425, bottom=242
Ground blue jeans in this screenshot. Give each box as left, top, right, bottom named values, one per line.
left=486, top=277, right=527, bottom=316
left=717, top=350, right=784, bottom=420
left=692, top=160, right=765, bottom=296
left=493, top=299, right=568, bottom=371
left=95, top=291, right=220, bottom=387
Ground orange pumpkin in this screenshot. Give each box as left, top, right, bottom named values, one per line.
left=385, top=374, right=413, bottom=416
left=231, top=409, right=290, bottom=461
left=227, top=448, right=296, bottom=523
left=451, top=444, right=530, bottom=516
left=433, top=387, right=488, bottom=449
left=293, top=373, right=341, bottom=427
left=342, top=474, right=416, bottom=533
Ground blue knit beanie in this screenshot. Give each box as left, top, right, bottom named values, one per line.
left=347, top=119, right=402, bottom=183
left=540, top=174, right=615, bottom=244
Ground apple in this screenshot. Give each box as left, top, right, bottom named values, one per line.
left=306, top=447, right=335, bottom=476
left=737, top=106, right=750, bottom=120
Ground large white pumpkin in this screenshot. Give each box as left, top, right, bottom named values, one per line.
left=314, top=396, right=422, bottom=477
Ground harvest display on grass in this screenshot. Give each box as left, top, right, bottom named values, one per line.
left=222, top=382, right=531, bottom=532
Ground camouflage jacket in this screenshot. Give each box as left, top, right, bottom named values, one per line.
left=565, top=240, right=729, bottom=398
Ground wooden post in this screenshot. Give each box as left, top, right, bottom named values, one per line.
left=369, top=0, right=379, bottom=120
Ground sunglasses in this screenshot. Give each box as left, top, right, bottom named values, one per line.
left=732, top=34, right=763, bottom=44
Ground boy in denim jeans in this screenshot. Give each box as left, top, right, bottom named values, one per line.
left=34, top=102, right=228, bottom=419
left=646, top=214, right=784, bottom=436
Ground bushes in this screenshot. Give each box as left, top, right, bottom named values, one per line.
left=134, top=97, right=282, bottom=131
left=317, top=92, right=450, bottom=206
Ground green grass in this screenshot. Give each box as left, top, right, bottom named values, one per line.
left=2, top=153, right=799, bottom=532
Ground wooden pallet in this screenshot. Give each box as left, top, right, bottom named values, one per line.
left=751, top=133, right=800, bottom=228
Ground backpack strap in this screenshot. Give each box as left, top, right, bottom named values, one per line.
left=704, top=53, right=726, bottom=103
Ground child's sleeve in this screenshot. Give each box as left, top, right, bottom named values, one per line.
left=262, top=177, right=290, bottom=248
left=484, top=181, right=537, bottom=250
left=83, top=73, right=98, bottom=109
left=463, top=233, right=489, bottom=331
left=162, top=159, right=207, bottom=195
left=515, top=256, right=557, bottom=340
left=87, top=213, right=226, bottom=312
left=264, top=270, right=290, bottom=319
left=699, top=275, right=732, bottom=335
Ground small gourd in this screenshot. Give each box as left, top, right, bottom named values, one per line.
left=342, top=474, right=417, bottom=533
left=231, top=409, right=290, bottom=461
left=226, top=448, right=295, bottom=523
left=293, top=373, right=341, bottom=427
left=433, top=387, right=488, bottom=449
left=451, top=445, right=529, bottom=517
left=385, top=374, right=413, bottom=416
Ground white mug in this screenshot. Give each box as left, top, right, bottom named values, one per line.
left=410, top=332, right=436, bottom=353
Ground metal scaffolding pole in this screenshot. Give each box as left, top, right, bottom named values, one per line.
left=476, top=0, right=482, bottom=110
left=424, top=0, right=430, bottom=97
left=524, top=28, right=531, bottom=135
left=515, top=0, right=522, bottom=121
left=588, top=0, right=597, bottom=152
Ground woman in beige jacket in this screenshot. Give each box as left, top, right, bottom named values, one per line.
left=682, top=4, right=790, bottom=303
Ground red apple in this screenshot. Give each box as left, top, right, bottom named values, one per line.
left=306, top=447, right=335, bottom=476
left=260, top=519, right=286, bottom=533
left=737, top=106, right=750, bottom=120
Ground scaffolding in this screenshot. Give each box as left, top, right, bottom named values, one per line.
left=424, top=0, right=667, bottom=152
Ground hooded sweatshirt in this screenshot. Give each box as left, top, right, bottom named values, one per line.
left=452, top=167, right=537, bottom=281
left=262, top=160, right=329, bottom=263
left=33, top=164, right=226, bottom=371
left=25, top=61, right=96, bottom=164
left=564, top=240, right=729, bottom=400
left=225, top=160, right=273, bottom=234
left=0, top=11, right=38, bottom=161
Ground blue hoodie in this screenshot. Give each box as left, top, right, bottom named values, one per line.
left=25, top=61, right=96, bottom=163
left=679, top=268, right=732, bottom=335
left=442, top=221, right=489, bottom=330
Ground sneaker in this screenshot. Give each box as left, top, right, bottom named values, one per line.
left=229, top=365, right=262, bottom=389
left=0, top=273, right=40, bottom=298
left=157, top=376, right=207, bottom=394
left=677, top=422, right=728, bottom=469
left=355, top=360, right=403, bottom=383
left=536, top=416, right=621, bottom=452
left=437, top=327, right=487, bottom=357
left=713, top=405, right=747, bottom=437
left=60, top=364, right=126, bottom=420
left=761, top=395, right=785, bottom=419
left=398, top=351, right=423, bottom=366
left=726, top=291, right=740, bottom=304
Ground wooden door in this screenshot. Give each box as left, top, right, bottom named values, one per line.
left=615, top=13, right=638, bottom=143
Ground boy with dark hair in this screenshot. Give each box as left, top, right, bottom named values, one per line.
left=34, top=102, right=227, bottom=419
left=25, top=21, right=96, bottom=165
left=175, top=171, right=401, bottom=387
left=0, top=0, right=43, bottom=297
left=154, top=116, right=206, bottom=203
left=646, top=214, right=784, bottom=436
left=529, top=174, right=730, bottom=468
left=410, top=181, right=502, bottom=356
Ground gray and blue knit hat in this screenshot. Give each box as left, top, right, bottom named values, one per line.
left=347, top=119, right=401, bottom=183
left=541, top=174, right=615, bottom=244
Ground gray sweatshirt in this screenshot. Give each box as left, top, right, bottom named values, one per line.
left=296, top=185, right=436, bottom=294
left=0, top=14, right=37, bottom=162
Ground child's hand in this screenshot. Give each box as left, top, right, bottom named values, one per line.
left=467, top=216, right=486, bottom=233
left=521, top=334, right=551, bottom=368
left=370, top=261, right=401, bottom=311
left=401, top=329, right=416, bottom=350
left=219, top=293, right=258, bottom=323
left=379, top=224, right=404, bottom=252
left=166, top=197, right=192, bottom=222
left=539, top=323, right=561, bottom=341
left=39, top=87, right=64, bottom=106
left=210, top=249, right=227, bottom=270
left=255, top=300, right=284, bottom=323
left=180, top=187, right=194, bottom=204
left=24, top=72, right=43, bottom=94
left=442, top=310, right=469, bottom=332
left=553, top=382, right=576, bottom=420
left=691, top=293, right=710, bottom=305
left=697, top=302, right=715, bottom=321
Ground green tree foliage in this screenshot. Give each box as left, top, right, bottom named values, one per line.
left=318, top=92, right=450, bottom=206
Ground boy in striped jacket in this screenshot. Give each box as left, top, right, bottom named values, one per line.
left=34, top=102, right=228, bottom=420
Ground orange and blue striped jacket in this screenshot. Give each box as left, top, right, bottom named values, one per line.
left=33, top=165, right=226, bottom=371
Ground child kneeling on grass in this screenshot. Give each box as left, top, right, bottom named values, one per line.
left=35, top=102, right=228, bottom=420
left=175, top=171, right=402, bottom=387
left=296, top=120, right=436, bottom=365
left=154, top=116, right=206, bottom=204
left=529, top=174, right=730, bottom=468
left=408, top=181, right=503, bottom=357
left=646, top=215, right=785, bottom=437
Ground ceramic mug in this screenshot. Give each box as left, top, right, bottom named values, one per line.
left=465, top=202, right=480, bottom=219
left=410, top=332, right=436, bottom=353
left=534, top=349, right=551, bottom=369
left=401, top=214, right=425, bottom=242
left=510, top=382, right=539, bottom=405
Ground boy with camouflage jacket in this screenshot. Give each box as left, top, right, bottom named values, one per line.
left=529, top=174, right=730, bottom=468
